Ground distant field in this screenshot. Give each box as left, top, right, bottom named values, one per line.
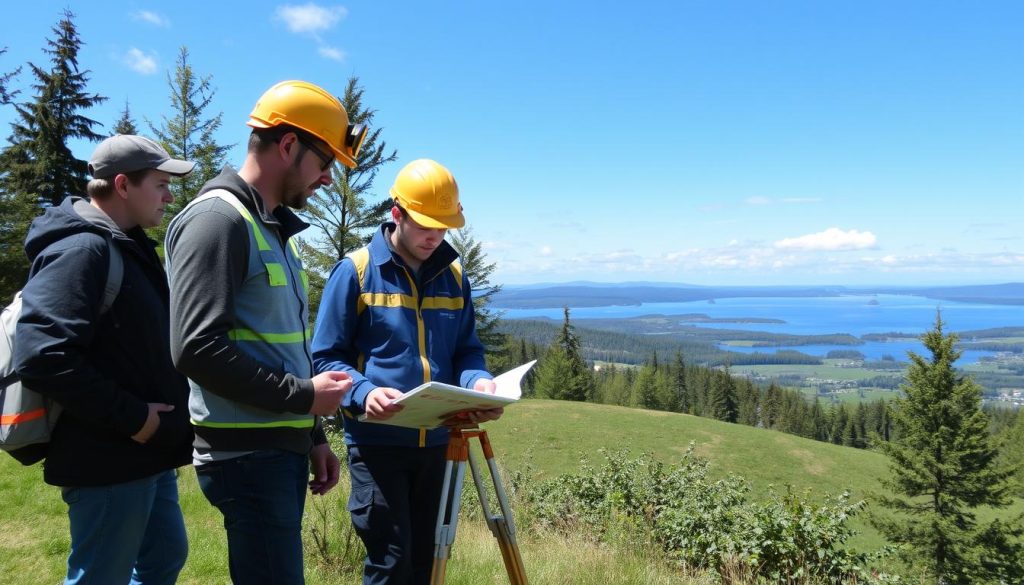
left=729, top=361, right=899, bottom=381
left=792, top=387, right=900, bottom=403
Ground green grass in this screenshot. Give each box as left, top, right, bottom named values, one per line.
left=2, top=401, right=1020, bottom=583
left=730, top=362, right=897, bottom=382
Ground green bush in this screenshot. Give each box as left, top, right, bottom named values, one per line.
left=521, top=444, right=898, bottom=584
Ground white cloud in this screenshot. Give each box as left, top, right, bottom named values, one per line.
left=781, top=197, right=822, bottom=204
left=124, top=48, right=157, bottom=75
left=539, top=245, right=553, bottom=257
left=318, top=46, right=346, bottom=61
left=745, top=196, right=771, bottom=206
left=276, top=3, right=347, bottom=35
left=133, top=10, right=169, bottom=27
left=774, top=228, right=877, bottom=251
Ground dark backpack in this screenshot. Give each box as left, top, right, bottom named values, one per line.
left=0, top=237, right=123, bottom=465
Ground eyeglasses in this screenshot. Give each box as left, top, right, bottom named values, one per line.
left=296, top=135, right=335, bottom=171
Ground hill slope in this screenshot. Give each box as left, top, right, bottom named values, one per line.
left=484, top=399, right=1022, bottom=551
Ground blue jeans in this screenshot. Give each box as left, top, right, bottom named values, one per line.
left=61, top=469, right=187, bottom=585
left=347, top=445, right=447, bottom=585
left=195, top=449, right=309, bottom=585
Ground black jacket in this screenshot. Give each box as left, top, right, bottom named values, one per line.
left=14, top=197, right=192, bottom=486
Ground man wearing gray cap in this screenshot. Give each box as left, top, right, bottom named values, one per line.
left=14, top=134, right=197, bottom=585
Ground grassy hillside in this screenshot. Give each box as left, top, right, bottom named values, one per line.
left=1, top=399, right=1019, bottom=583
left=486, top=399, right=892, bottom=550
left=484, top=399, right=1022, bottom=552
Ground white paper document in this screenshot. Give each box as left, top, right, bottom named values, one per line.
left=357, top=360, right=536, bottom=429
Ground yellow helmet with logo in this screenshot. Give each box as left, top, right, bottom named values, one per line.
left=389, top=159, right=465, bottom=229
left=247, top=80, right=367, bottom=169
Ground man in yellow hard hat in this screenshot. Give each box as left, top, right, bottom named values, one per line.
left=165, top=80, right=365, bottom=584
left=312, top=159, right=503, bottom=584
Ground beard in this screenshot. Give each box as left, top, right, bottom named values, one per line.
left=281, top=169, right=319, bottom=209
left=282, top=189, right=309, bottom=210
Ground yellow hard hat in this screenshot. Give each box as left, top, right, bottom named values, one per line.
left=389, top=159, right=465, bottom=229
left=247, top=80, right=366, bottom=169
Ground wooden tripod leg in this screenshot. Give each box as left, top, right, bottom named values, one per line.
left=471, top=431, right=530, bottom=585
left=431, top=431, right=470, bottom=585
left=433, top=429, right=530, bottom=585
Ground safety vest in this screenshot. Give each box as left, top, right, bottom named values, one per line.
left=183, top=189, right=314, bottom=431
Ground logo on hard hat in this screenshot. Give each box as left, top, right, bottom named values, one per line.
left=439, top=194, right=453, bottom=210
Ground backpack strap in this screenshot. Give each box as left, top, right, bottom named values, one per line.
left=99, top=236, right=123, bottom=315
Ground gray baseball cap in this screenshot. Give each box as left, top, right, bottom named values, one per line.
left=88, top=135, right=196, bottom=179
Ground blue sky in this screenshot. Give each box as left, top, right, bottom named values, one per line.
left=2, top=1, right=1022, bottom=286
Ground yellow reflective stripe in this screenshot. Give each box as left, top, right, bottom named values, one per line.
left=449, top=260, right=463, bottom=291
left=360, top=292, right=416, bottom=309
left=348, top=248, right=371, bottom=315
left=208, top=191, right=294, bottom=288
left=228, top=326, right=312, bottom=344
left=418, top=427, right=426, bottom=447
left=421, top=297, right=463, bottom=311
left=358, top=293, right=460, bottom=311
left=191, top=418, right=314, bottom=429
left=215, top=193, right=272, bottom=252
left=287, top=239, right=309, bottom=293
left=266, top=263, right=287, bottom=286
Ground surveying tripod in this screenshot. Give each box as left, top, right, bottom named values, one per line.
left=430, top=427, right=529, bottom=585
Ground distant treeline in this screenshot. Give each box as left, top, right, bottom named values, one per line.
left=491, top=284, right=853, bottom=309
left=491, top=317, right=1020, bottom=452
left=491, top=334, right=893, bottom=449
left=571, top=316, right=863, bottom=347
left=496, top=319, right=824, bottom=367
left=961, top=341, right=1024, bottom=353
left=493, top=283, right=1024, bottom=309
left=826, top=350, right=866, bottom=360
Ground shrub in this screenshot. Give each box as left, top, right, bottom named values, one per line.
left=521, top=444, right=897, bottom=583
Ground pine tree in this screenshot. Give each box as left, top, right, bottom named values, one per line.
left=671, top=351, right=688, bottom=413
left=0, top=47, right=20, bottom=106
left=147, top=46, right=230, bottom=245
left=874, top=316, right=1023, bottom=584
left=1001, top=413, right=1024, bottom=497
left=810, top=398, right=828, bottom=441
left=708, top=369, right=738, bottom=423
left=0, top=10, right=106, bottom=208
left=600, top=365, right=631, bottom=406
left=736, top=379, right=759, bottom=426
left=0, top=10, right=105, bottom=300
left=761, top=382, right=782, bottom=429
left=631, top=358, right=659, bottom=409
left=532, top=307, right=593, bottom=401
left=830, top=403, right=848, bottom=445
left=0, top=49, right=26, bottom=301
left=448, top=227, right=506, bottom=367
left=111, top=99, right=138, bottom=135
left=300, top=77, right=397, bottom=318
left=651, top=363, right=675, bottom=411
left=532, top=345, right=570, bottom=400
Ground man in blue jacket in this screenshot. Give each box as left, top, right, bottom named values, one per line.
left=311, top=158, right=503, bottom=584
left=15, top=134, right=196, bottom=585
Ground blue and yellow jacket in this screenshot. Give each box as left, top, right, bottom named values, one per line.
left=311, top=224, right=489, bottom=448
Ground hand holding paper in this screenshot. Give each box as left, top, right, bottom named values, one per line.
left=357, top=361, right=536, bottom=429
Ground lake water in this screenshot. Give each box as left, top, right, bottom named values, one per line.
left=500, top=294, right=1024, bottom=365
